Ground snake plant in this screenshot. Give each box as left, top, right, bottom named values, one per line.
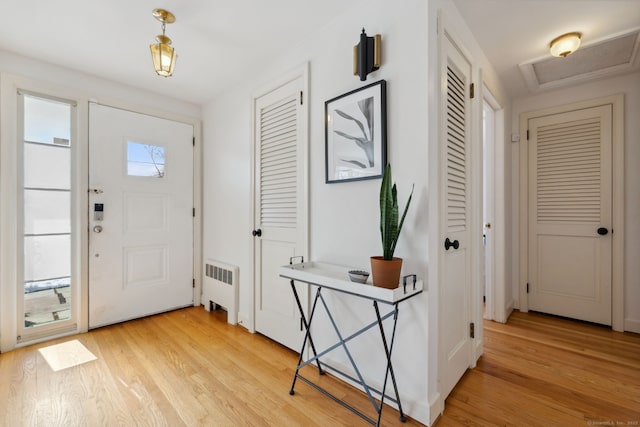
left=380, top=164, right=413, bottom=260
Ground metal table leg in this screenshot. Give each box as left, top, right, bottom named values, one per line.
left=374, top=301, right=406, bottom=423
left=290, top=282, right=323, bottom=395
left=288, top=284, right=407, bottom=426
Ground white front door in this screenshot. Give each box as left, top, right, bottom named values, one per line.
left=253, top=73, right=308, bottom=351
left=440, top=31, right=474, bottom=400
left=89, top=104, right=194, bottom=328
left=528, top=105, right=612, bottom=325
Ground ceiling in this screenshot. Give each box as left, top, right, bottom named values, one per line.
left=452, top=0, right=640, bottom=98
left=1, top=0, right=362, bottom=105
left=2, top=1, right=639, bottom=106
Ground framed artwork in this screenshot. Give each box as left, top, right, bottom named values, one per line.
left=325, top=79, right=386, bottom=183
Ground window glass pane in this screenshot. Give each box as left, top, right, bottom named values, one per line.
left=127, top=141, right=165, bottom=177
left=24, top=95, right=71, bottom=146
left=24, top=277, right=71, bottom=327
left=24, top=235, right=70, bottom=282
left=24, top=190, right=70, bottom=235
left=24, top=143, right=70, bottom=189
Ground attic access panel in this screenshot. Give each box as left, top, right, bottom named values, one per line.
left=519, top=30, right=640, bottom=92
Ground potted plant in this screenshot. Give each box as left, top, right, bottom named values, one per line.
left=371, top=164, right=414, bottom=288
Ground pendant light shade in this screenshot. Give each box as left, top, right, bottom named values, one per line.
left=150, top=9, right=177, bottom=77
left=150, top=35, right=177, bottom=77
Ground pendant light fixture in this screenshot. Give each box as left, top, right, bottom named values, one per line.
left=149, top=8, right=177, bottom=77
left=549, top=32, right=582, bottom=57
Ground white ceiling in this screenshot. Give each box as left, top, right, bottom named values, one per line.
left=1, top=0, right=361, bottom=105
left=451, top=0, right=640, bottom=98
left=2, top=1, right=639, bottom=105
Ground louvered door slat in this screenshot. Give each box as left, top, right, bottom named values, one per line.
left=446, top=65, right=467, bottom=232
left=259, top=97, right=298, bottom=229
left=536, top=117, right=602, bottom=223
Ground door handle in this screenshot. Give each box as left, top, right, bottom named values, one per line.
left=597, top=227, right=609, bottom=236
left=93, top=225, right=103, bottom=233
left=252, top=229, right=262, bottom=237
left=444, top=237, right=459, bottom=250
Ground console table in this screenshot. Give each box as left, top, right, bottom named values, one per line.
left=279, top=260, right=423, bottom=426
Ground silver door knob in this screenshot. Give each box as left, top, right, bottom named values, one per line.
left=93, top=225, right=103, bottom=233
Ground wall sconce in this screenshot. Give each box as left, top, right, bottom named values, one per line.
left=550, top=32, right=582, bottom=57
left=353, top=28, right=381, bottom=81
left=149, top=8, right=177, bottom=77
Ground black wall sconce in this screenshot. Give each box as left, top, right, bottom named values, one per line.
left=353, top=28, right=381, bottom=81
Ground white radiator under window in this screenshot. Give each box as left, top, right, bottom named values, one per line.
left=202, top=259, right=239, bottom=325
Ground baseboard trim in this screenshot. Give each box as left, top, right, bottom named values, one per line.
left=315, top=358, right=430, bottom=425
left=429, top=392, right=444, bottom=426
left=624, top=318, right=640, bottom=334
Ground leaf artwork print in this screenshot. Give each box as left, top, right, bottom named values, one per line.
left=333, top=96, right=374, bottom=168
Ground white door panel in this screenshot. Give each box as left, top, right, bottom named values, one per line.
left=440, top=32, right=474, bottom=400
left=253, top=75, right=307, bottom=351
left=89, top=104, right=193, bottom=328
left=528, top=106, right=612, bottom=325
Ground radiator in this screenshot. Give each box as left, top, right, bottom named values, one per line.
left=202, top=259, right=239, bottom=325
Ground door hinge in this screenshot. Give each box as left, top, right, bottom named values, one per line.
left=526, top=129, right=530, bottom=141
left=470, top=83, right=475, bottom=99
left=193, top=207, right=196, bottom=217
left=193, top=278, right=195, bottom=288
left=470, top=322, right=475, bottom=339
left=192, top=136, right=195, bottom=146
left=526, top=282, right=529, bottom=293
left=300, top=91, right=303, bottom=105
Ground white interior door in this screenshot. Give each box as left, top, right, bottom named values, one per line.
left=440, top=32, right=474, bottom=400
left=89, top=104, right=194, bottom=328
left=253, top=75, right=307, bottom=351
left=528, top=105, right=612, bottom=325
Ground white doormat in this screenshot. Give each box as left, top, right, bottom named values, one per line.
left=38, top=339, right=97, bottom=372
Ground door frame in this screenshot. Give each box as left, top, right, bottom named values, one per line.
left=249, top=63, right=309, bottom=333
left=480, top=81, right=508, bottom=323
left=518, top=94, right=624, bottom=331
left=0, top=72, right=202, bottom=352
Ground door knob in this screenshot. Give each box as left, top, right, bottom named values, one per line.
left=252, top=229, right=262, bottom=237
left=597, top=227, right=609, bottom=236
left=444, top=237, right=459, bottom=250
left=93, top=225, right=103, bottom=233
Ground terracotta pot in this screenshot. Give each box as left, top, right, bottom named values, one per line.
left=370, top=256, right=403, bottom=289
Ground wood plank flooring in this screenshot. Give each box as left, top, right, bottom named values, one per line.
left=0, top=307, right=421, bottom=427
left=436, top=311, right=640, bottom=426
left=1, top=307, right=638, bottom=426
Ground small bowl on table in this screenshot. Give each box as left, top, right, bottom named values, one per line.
left=348, top=270, right=369, bottom=284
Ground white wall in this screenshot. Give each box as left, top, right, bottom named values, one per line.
left=0, top=50, right=201, bottom=119
left=203, top=0, right=511, bottom=424
left=511, top=71, right=640, bottom=333
left=203, top=0, right=432, bottom=423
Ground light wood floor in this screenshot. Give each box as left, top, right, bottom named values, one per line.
left=0, top=307, right=638, bottom=426
left=437, top=311, right=640, bottom=426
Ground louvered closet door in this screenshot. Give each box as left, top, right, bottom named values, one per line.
left=440, top=33, right=474, bottom=400
left=253, top=76, right=307, bottom=351
left=528, top=105, right=612, bottom=325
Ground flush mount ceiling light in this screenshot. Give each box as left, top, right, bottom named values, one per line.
left=149, top=8, right=177, bottom=77
left=550, top=32, right=582, bottom=57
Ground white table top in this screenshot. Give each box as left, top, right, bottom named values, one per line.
left=279, top=262, right=423, bottom=304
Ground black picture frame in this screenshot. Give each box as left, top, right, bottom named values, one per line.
left=325, top=80, right=387, bottom=183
